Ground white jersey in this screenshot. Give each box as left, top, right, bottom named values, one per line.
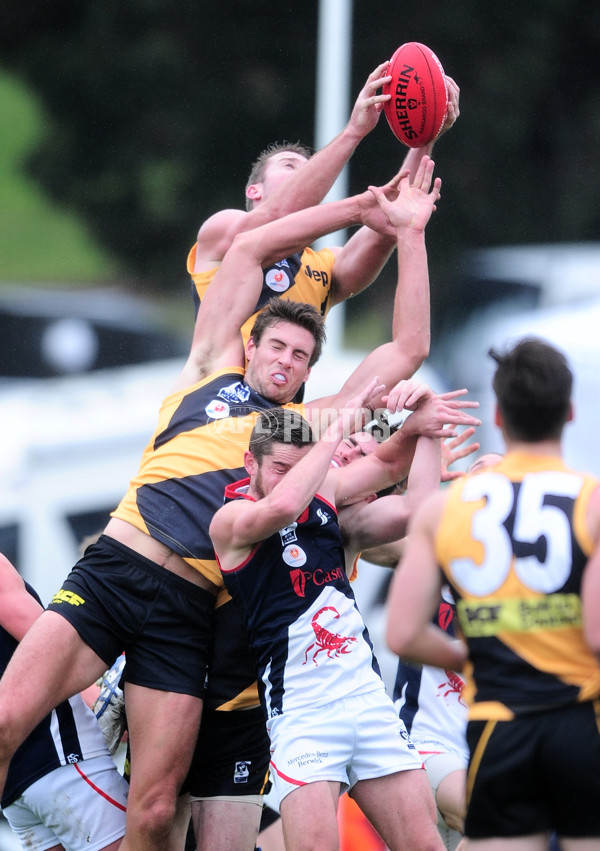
left=393, top=586, right=468, bottom=761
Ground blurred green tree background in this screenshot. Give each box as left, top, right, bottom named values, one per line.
left=1, top=0, right=599, bottom=339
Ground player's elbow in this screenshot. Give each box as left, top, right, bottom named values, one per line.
left=386, top=617, right=417, bottom=659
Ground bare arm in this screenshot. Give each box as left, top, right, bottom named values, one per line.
left=177, top=179, right=406, bottom=391
left=385, top=492, right=467, bottom=670
left=0, top=553, right=43, bottom=641
left=305, top=157, right=440, bottom=415
left=329, top=76, right=461, bottom=306
left=341, top=434, right=441, bottom=562
left=210, top=378, right=384, bottom=569
left=193, top=62, right=393, bottom=271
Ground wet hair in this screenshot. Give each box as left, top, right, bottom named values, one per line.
left=245, top=141, right=313, bottom=210
left=489, top=337, right=572, bottom=442
left=250, top=299, right=326, bottom=367
left=249, top=407, right=314, bottom=463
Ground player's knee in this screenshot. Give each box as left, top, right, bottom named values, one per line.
left=130, top=790, right=179, bottom=839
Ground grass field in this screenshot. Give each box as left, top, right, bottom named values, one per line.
left=0, top=68, right=121, bottom=284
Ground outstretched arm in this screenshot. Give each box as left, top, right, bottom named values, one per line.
left=193, top=62, right=393, bottom=272
left=341, top=433, right=441, bottom=565
left=386, top=492, right=467, bottom=670
left=177, top=178, right=406, bottom=390
left=0, top=554, right=43, bottom=641
left=328, top=76, right=460, bottom=305
left=210, top=378, right=384, bottom=570
left=306, top=156, right=440, bottom=417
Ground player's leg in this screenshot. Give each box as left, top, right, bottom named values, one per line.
left=166, top=791, right=192, bottom=851
left=189, top=705, right=271, bottom=851
left=279, top=781, right=341, bottom=851
left=0, top=610, right=108, bottom=793
left=119, top=682, right=203, bottom=851
left=352, top=768, right=444, bottom=851
left=424, top=753, right=467, bottom=850
left=193, top=798, right=262, bottom=851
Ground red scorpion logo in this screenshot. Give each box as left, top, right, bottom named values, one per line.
left=437, top=670, right=467, bottom=705
left=303, top=606, right=357, bottom=666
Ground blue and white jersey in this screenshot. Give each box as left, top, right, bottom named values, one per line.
left=220, top=480, right=385, bottom=718
left=393, top=586, right=468, bottom=761
left=1, top=584, right=111, bottom=808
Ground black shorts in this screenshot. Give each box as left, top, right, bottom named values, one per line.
left=184, top=706, right=270, bottom=798
left=465, top=699, right=600, bottom=839
left=46, top=535, right=215, bottom=697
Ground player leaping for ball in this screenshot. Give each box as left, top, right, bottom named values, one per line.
left=187, top=62, right=460, bottom=349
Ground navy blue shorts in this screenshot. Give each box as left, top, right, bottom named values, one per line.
left=46, top=535, right=215, bottom=698
left=466, top=699, right=600, bottom=839
left=184, top=706, right=270, bottom=798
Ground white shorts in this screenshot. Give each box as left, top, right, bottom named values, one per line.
left=3, top=754, right=128, bottom=851
left=267, top=689, right=423, bottom=804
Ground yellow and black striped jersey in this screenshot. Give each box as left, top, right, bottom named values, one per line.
left=187, top=244, right=335, bottom=348
left=436, top=452, right=600, bottom=720
left=112, top=367, right=304, bottom=587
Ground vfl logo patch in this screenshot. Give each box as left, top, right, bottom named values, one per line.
left=282, top=544, right=306, bottom=567
left=265, top=266, right=291, bottom=293
left=233, top=761, right=251, bottom=783
left=205, top=399, right=230, bottom=419
left=51, top=589, right=85, bottom=606
left=218, top=381, right=251, bottom=404
left=279, top=523, right=298, bottom=546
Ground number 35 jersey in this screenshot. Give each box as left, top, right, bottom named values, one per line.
left=436, top=452, right=600, bottom=720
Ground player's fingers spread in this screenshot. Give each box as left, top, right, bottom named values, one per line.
left=370, top=61, right=391, bottom=80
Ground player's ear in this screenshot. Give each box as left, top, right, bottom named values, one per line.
left=245, top=336, right=256, bottom=362
left=567, top=401, right=574, bottom=423
left=246, top=183, right=263, bottom=205
left=244, top=450, right=257, bottom=476
left=302, top=366, right=311, bottom=383
left=494, top=404, right=503, bottom=429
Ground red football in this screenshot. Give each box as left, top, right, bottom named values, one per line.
left=383, top=42, right=448, bottom=148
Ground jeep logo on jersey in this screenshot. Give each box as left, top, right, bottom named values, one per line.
left=205, top=399, right=230, bottom=419
left=282, top=544, right=307, bottom=567
left=279, top=522, right=298, bottom=546
left=218, top=381, right=251, bottom=404
left=266, top=266, right=291, bottom=293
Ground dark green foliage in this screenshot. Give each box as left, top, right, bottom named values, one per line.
left=1, top=0, right=599, bottom=306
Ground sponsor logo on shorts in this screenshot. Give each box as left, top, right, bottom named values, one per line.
left=282, top=544, right=306, bottom=567
left=205, top=399, right=230, bottom=419
left=51, top=589, right=85, bottom=606
left=233, top=760, right=251, bottom=783
left=288, top=750, right=328, bottom=769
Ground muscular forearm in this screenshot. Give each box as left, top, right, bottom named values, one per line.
left=391, top=227, right=430, bottom=361
left=329, top=227, right=396, bottom=305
